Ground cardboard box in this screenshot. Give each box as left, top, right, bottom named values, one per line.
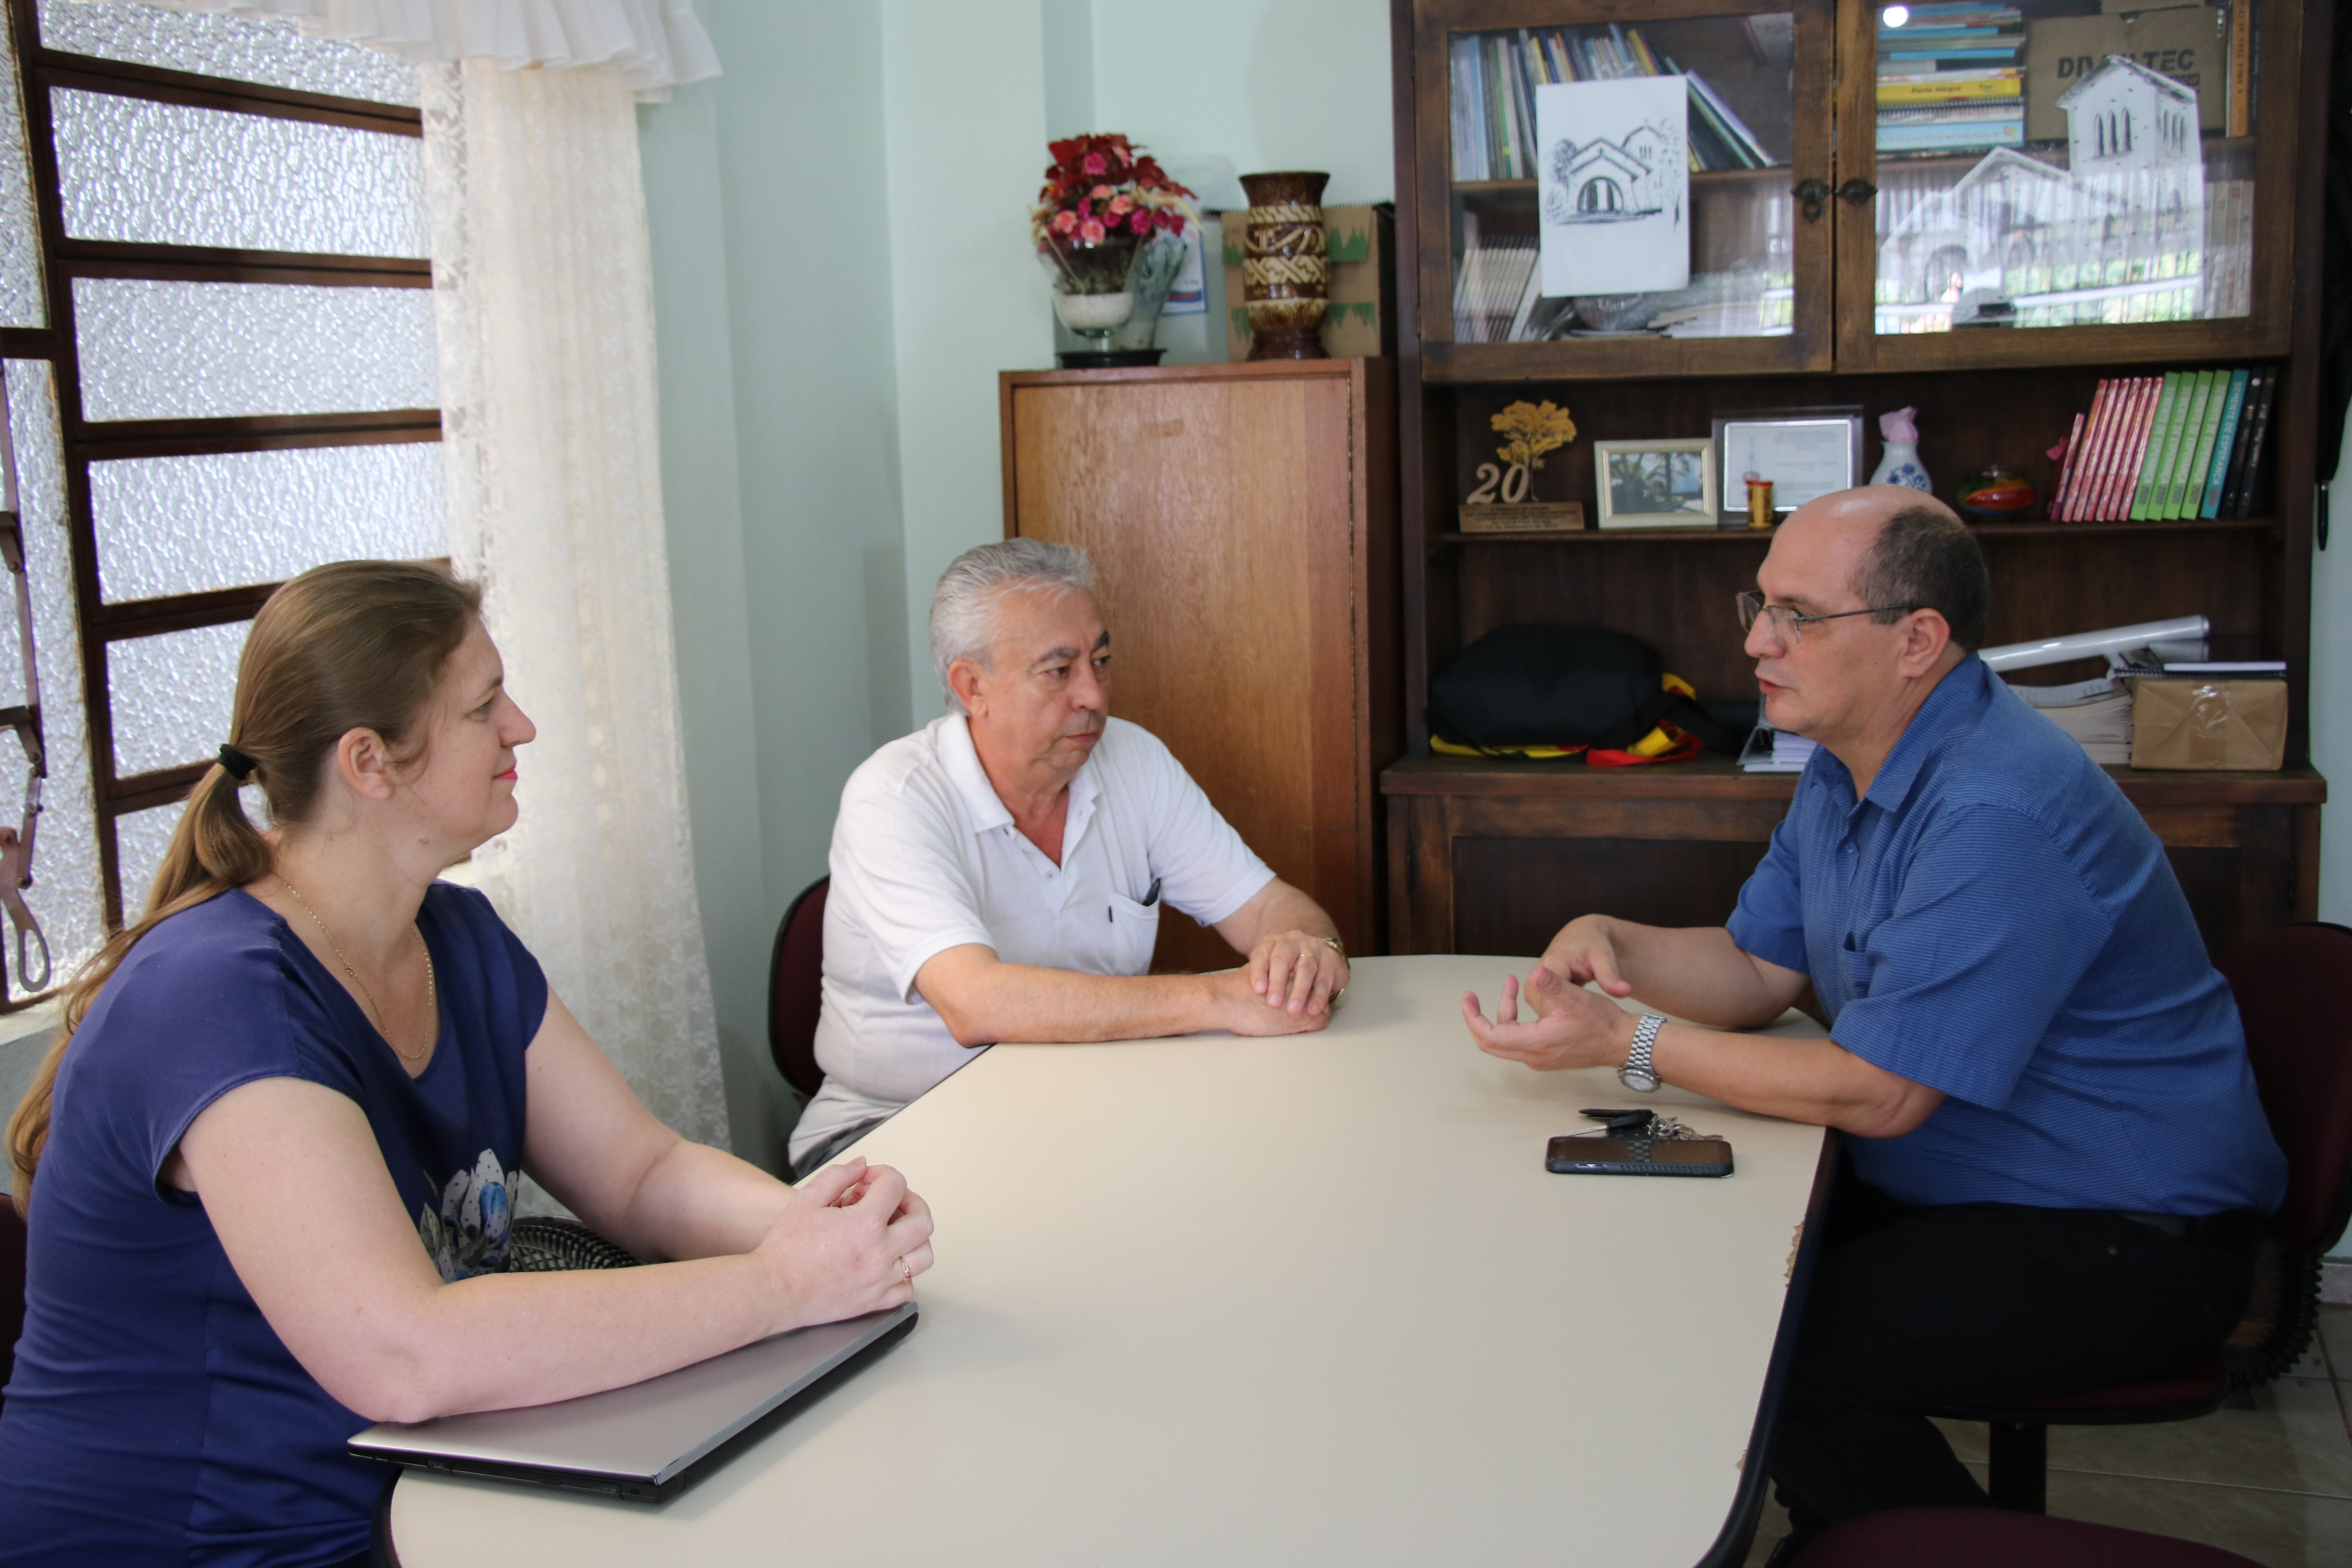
left=2024, top=6, right=2230, bottom=142
left=1223, top=203, right=1394, bottom=361
left=2129, top=677, right=2286, bottom=770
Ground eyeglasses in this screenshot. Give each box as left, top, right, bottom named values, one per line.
left=1736, top=590, right=1920, bottom=649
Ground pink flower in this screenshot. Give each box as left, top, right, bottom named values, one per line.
left=1129, top=210, right=1151, bottom=234
left=1108, top=194, right=1133, bottom=216
left=1089, top=184, right=1112, bottom=201
left=1083, top=152, right=1107, bottom=175
left=1078, top=218, right=1106, bottom=244
left=1051, top=209, right=1078, bottom=234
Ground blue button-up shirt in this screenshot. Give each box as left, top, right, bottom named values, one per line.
left=1726, top=655, right=2287, bottom=1214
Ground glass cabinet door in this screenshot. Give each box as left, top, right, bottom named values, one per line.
left=1835, top=0, right=2297, bottom=369
left=1412, top=0, right=1836, bottom=381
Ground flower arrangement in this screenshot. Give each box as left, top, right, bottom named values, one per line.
left=1033, top=134, right=1196, bottom=296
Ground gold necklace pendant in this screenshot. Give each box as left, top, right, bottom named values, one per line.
left=276, top=874, right=437, bottom=1063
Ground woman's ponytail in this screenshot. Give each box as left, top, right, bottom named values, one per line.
left=7, top=561, right=481, bottom=1212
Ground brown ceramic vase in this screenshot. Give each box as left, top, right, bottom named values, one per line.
left=1239, top=171, right=1330, bottom=361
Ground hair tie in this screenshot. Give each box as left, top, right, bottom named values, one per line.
left=216, top=744, right=257, bottom=782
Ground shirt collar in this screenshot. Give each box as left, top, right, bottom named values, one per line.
left=1853, top=653, right=1992, bottom=815
left=935, top=712, right=1100, bottom=840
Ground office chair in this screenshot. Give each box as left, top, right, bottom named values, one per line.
left=768, top=876, right=829, bottom=1100
left=1939, top=922, right=2352, bottom=1512
left=1794, top=1506, right=2262, bottom=1567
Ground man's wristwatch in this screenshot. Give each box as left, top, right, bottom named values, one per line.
left=1620, top=1014, right=1665, bottom=1093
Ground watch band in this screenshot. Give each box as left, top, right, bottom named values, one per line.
left=1620, top=1013, right=1665, bottom=1093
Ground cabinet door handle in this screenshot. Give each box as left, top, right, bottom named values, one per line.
left=1793, top=178, right=1831, bottom=222
left=1837, top=178, right=1878, bottom=205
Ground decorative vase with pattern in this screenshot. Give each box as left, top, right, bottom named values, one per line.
left=1239, top=171, right=1330, bottom=361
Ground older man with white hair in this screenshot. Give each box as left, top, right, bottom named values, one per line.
left=789, top=539, right=1350, bottom=1174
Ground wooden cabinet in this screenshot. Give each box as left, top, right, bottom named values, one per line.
left=1000, top=360, right=1401, bottom=970
left=1383, top=0, right=2329, bottom=958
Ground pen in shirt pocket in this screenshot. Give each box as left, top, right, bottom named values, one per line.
left=1112, top=876, right=1163, bottom=923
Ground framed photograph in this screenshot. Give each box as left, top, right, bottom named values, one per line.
left=1593, top=439, right=1717, bottom=528
left=1712, top=408, right=1865, bottom=521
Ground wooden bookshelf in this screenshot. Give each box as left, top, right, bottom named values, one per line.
left=1382, top=0, right=2329, bottom=960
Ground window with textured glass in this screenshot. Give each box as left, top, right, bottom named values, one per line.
left=0, top=1, right=443, bottom=1002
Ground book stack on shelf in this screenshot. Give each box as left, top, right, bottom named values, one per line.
left=1452, top=235, right=1539, bottom=345
left=1446, top=23, right=1777, bottom=182
left=1877, top=3, right=2024, bottom=158
left=2047, top=367, right=2276, bottom=523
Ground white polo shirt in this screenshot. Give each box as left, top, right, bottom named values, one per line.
left=790, top=714, right=1275, bottom=1164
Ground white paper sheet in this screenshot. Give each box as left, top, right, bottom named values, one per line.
left=1536, top=77, right=1690, bottom=298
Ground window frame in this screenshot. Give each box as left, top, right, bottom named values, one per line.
left=1, top=0, right=439, bottom=967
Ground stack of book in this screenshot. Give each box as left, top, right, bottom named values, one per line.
left=1451, top=236, right=1539, bottom=344
left=1739, top=728, right=1819, bottom=774
left=2047, top=367, right=2276, bottom=523
left=1448, top=24, right=1777, bottom=182
left=2013, top=677, right=2133, bottom=766
left=1877, top=3, right=2024, bottom=157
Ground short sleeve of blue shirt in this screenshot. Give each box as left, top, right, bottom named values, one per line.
left=0, top=882, right=548, bottom=1568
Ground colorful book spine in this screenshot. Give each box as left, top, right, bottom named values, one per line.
left=2067, top=383, right=2122, bottom=521
left=1876, top=69, right=2023, bottom=105
left=2215, top=368, right=2264, bottom=517
left=2199, top=369, right=2252, bottom=519
left=2169, top=371, right=2222, bottom=519
left=2050, top=410, right=2088, bottom=521
left=2128, top=374, right=2182, bottom=521
left=2228, top=369, right=2279, bottom=519
left=2154, top=370, right=2210, bottom=519
left=2102, top=378, right=2161, bottom=521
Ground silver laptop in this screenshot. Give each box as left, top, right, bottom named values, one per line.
left=348, top=1302, right=917, bottom=1502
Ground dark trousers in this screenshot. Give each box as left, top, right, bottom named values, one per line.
left=1769, top=1173, right=2256, bottom=1544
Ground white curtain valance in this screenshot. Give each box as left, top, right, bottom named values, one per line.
left=115, top=0, right=719, bottom=97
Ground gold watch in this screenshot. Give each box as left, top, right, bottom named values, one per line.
left=1320, top=934, right=1348, bottom=1004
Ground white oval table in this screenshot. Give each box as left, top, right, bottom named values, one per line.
left=388, top=954, right=1835, bottom=1567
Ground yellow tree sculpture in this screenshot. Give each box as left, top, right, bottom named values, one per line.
left=1481, top=399, right=1577, bottom=504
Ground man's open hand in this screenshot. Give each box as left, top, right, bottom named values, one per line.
left=1461, top=966, right=1638, bottom=1072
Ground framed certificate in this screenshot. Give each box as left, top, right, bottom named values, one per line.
left=1712, top=410, right=1865, bottom=521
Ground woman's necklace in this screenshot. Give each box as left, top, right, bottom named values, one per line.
left=276, top=874, right=437, bottom=1063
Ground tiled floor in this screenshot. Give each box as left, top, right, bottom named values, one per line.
left=1740, top=1305, right=2352, bottom=1566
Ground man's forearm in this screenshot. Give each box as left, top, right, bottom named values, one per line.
left=1602, top=921, right=1796, bottom=1029
left=920, top=955, right=1223, bottom=1047
left=1649, top=1022, right=1941, bottom=1137
left=1215, top=878, right=1339, bottom=956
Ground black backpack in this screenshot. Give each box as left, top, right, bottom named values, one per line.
left=1426, top=625, right=1742, bottom=756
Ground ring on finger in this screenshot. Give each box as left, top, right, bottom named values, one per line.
left=900, top=1256, right=913, bottom=1285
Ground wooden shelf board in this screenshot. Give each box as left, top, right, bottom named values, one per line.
left=1380, top=752, right=2325, bottom=806
left=1434, top=517, right=2275, bottom=546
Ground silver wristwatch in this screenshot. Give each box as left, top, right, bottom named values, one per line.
left=1619, top=1013, right=1665, bottom=1093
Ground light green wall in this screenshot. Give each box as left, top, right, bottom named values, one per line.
left=882, top=0, right=1056, bottom=722
left=641, top=0, right=915, bottom=1170
left=1089, top=0, right=1395, bottom=207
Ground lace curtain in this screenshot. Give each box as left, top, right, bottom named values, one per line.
left=420, top=57, right=728, bottom=1152
left=113, top=0, right=719, bottom=97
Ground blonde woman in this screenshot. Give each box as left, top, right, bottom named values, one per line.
left=0, top=563, right=932, bottom=1567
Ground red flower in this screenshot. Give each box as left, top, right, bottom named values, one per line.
left=1129, top=211, right=1152, bottom=235
left=1082, top=152, right=1107, bottom=175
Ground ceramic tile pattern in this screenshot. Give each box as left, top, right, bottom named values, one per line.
left=1740, top=1306, right=2352, bottom=1567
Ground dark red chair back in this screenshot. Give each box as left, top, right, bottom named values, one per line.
left=1795, top=1507, right=2261, bottom=1567
left=2, top=1197, right=24, bottom=1408
left=767, top=877, right=829, bottom=1100
left=2217, top=922, right=2352, bottom=1252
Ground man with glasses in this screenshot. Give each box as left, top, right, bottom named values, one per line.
left=1462, top=487, right=2283, bottom=1556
